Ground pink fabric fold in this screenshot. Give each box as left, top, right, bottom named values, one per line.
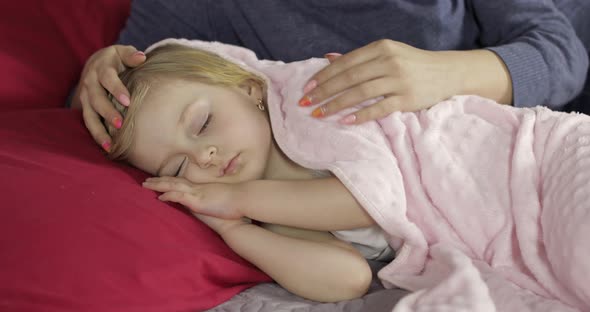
left=148, top=39, right=590, bottom=312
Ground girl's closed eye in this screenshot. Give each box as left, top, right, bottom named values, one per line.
left=200, top=114, right=212, bottom=134
left=190, top=110, right=212, bottom=136
left=174, top=156, right=188, bottom=177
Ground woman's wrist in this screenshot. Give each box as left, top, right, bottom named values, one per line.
left=438, top=49, right=513, bottom=105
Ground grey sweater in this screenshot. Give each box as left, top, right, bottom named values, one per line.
left=117, top=0, right=589, bottom=110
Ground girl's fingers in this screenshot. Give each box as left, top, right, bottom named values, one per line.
left=309, top=76, right=397, bottom=118
left=158, top=191, right=197, bottom=207
left=145, top=176, right=189, bottom=183
left=143, top=178, right=193, bottom=193
left=159, top=192, right=214, bottom=216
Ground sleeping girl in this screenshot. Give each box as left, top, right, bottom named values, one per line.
left=105, top=42, right=385, bottom=303
left=104, top=39, right=590, bottom=311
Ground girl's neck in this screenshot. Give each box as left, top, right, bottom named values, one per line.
left=263, top=139, right=315, bottom=180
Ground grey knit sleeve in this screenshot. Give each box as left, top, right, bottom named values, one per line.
left=472, top=0, right=588, bottom=109
left=116, top=0, right=212, bottom=51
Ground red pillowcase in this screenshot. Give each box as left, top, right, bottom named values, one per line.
left=0, top=0, right=131, bottom=111
left=0, top=109, right=270, bottom=311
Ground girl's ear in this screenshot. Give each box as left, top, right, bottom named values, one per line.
left=240, top=79, right=263, bottom=99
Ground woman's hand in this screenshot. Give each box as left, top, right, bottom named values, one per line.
left=142, top=176, right=244, bottom=219
left=299, top=39, right=511, bottom=124
left=71, top=45, right=146, bottom=151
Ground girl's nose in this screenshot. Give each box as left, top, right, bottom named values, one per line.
left=196, top=145, right=217, bottom=169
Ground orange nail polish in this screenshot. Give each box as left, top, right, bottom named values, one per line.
left=298, top=95, right=313, bottom=107
left=311, top=106, right=325, bottom=118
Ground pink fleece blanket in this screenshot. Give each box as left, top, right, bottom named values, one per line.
left=149, top=39, right=590, bottom=311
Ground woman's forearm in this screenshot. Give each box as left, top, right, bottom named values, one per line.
left=236, top=178, right=375, bottom=231
left=441, top=49, right=513, bottom=105
left=221, top=223, right=371, bottom=302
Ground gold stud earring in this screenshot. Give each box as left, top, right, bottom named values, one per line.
left=257, top=98, right=265, bottom=111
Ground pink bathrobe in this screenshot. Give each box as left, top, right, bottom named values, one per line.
left=149, top=39, right=590, bottom=312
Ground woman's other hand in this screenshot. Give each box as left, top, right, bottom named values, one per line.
left=71, top=45, right=146, bottom=151
left=300, top=39, right=512, bottom=124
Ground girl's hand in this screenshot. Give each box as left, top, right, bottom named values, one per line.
left=299, top=39, right=461, bottom=124
left=142, top=176, right=244, bottom=219
left=71, top=45, right=146, bottom=152
left=190, top=213, right=249, bottom=237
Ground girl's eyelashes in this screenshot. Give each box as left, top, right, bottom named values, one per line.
left=190, top=113, right=212, bottom=136
left=174, top=156, right=187, bottom=177
left=199, top=114, right=211, bottom=134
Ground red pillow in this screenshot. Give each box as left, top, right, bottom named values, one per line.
left=0, top=0, right=131, bottom=111
left=0, top=109, right=270, bottom=312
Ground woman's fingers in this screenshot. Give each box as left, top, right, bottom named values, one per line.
left=74, top=45, right=146, bottom=149
left=87, top=73, right=124, bottom=128
left=301, top=39, right=453, bottom=122
left=80, top=89, right=113, bottom=151
left=99, top=46, right=145, bottom=108
left=116, top=45, right=146, bottom=68
left=302, top=69, right=397, bottom=118
left=324, top=52, right=342, bottom=63
left=98, top=66, right=130, bottom=107
left=310, top=40, right=388, bottom=86
left=339, top=96, right=408, bottom=124
left=300, top=40, right=404, bottom=115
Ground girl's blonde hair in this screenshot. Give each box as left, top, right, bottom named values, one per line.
left=106, top=44, right=265, bottom=161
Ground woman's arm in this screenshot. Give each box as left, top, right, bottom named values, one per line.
left=116, top=1, right=212, bottom=51
left=202, top=216, right=372, bottom=303
left=300, top=0, right=588, bottom=124
left=472, top=0, right=588, bottom=109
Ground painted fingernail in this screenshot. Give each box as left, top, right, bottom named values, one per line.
left=303, top=80, right=317, bottom=94
left=118, top=94, right=130, bottom=106
left=101, top=141, right=111, bottom=152
left=339, top=114, right=356, bottom=124
left=113, top=117, right=123, bottom=129
left=324, top=53, right=342, bottom=62
left=298, top=95, right=313, bottom=107
left=311, top=106, right=326, bottom=118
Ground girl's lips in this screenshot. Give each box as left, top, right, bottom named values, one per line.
left=221, top=154, right=240, bottom=176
